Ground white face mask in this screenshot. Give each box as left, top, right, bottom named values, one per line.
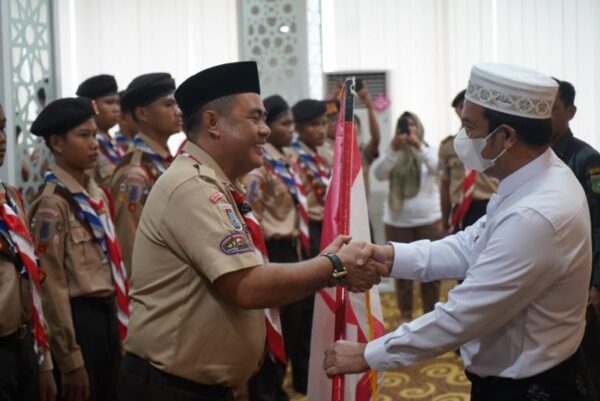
left=453, top=127, right=507, bottom=172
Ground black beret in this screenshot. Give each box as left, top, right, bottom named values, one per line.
left=291, top=99, right=327, bottom=124
left=451, top=89, right=466, bottom=108
left=120, top=73, right=175, bottom=113
left=76, top=74, right=118, bottom=99
left=30, top=97, right=96, bottom=138
left=175, top=61, right=260, bottom=120
left=264, top=95, right=289, bottom=125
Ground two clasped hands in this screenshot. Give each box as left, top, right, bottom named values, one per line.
left=319, top=235, right=395, bottom=378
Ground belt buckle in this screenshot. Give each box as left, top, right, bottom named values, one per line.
left=16, top=324, right=28, bottom=340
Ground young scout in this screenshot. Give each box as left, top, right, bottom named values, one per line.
left=29, top=97, right=129, bottom=401
left=0, top=103, right=56, bottom=401
left=110, top=73, right=182, bottom=275
left=246, top=94, right=307, bottom=400
left=289, top=99, right=330, bottom=258
left=117, top=62, right=383, bottom=401
left=76, top=74, right=122, bottom=188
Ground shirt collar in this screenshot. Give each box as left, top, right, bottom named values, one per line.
left=51, top=165, right=101, bottom=198
left=264, top=143, right=287, bottom=161
left=496, top=148, right=554, bottom=196
left=551, top=129, right=573, bottom=159
left=182, top=141, right=244, bottom=191
left=138, top=132, right=172, bottom=159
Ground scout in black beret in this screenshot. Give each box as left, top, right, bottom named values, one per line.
left=76, top=74, right=120, bottom=133
left=107, top=74, right=181, bottom=273
left=29, top=96, right=124, bottom=401
left=263, top=95, right=289, bottom=125
left=30, top=97, right=99, bottom=179
left=120, top=73, right=176, bottom=115
left=76, top=74, right=122, bottom=186
left=291, top=99, right=328, bottom=157
left=76, top=74, right=118, bottom=99
left=263, top=94, right=294, bottom=150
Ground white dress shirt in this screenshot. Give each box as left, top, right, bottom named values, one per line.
left=365, top=149, right=591, bottom=378
left=373, top=145, right=442, bottom=227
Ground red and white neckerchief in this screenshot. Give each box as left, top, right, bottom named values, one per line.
left=178, top=150, right=287, bottom=364
left=229, top=188, right=287, bottom=364
left=450, top=167, right=477, bottom=231
left=86, top=197, right=129, bottom=340
left=291, top=140, right=331, bottom=205
left=45, top=171, right=129, bottom=340
left=0, top=191, right=48, bottom=362
left=263, top=151, right=310, bottom=253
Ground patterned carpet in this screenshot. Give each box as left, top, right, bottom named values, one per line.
left=285, top=281, right=472, bottom=401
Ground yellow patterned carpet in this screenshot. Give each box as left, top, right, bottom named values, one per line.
left=285, top=281, right=471, bottom=401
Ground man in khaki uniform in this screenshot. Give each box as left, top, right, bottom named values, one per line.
left=76, top=74, right=122, bottom=188
left=439, top=90, right=497, bottom=234
left=29, top=98, right=127, bottom=401
left=0, top=103, right=56, bottom=401
left=110, top=73, right=181, bottom=275
left=118, top=61, right=383, bottom=401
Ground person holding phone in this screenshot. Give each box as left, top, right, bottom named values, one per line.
left=373, top=111, right=442, bottom=321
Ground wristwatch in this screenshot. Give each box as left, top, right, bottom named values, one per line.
left=323, top=252, right=348, bottom=287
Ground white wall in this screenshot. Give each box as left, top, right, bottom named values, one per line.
left=55, top=0, right=240, bottom=150
left=322, top=0, right=600, bottom=150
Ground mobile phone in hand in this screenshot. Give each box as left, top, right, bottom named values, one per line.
left=397, top=117, right=410, bottom=135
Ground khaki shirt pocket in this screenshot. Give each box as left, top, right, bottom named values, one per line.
left=66, top=222, right=98, bottom=269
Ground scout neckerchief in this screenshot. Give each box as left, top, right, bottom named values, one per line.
left=133, top=134, right=173, bottom=181
left=97, top=132, right=124, bottom=165
left=291, top=139, right=331, bottom=205
left=450, top=168, right=477, bottom=231
left=262, top=148, right=310, bottom=252
left=114, top=131, right=133, bottom=154
left=0, top=186, right=48, bottom=363
left=178, top=150, right=287, bottom=364
left=44, top=171, right=129, bottom=340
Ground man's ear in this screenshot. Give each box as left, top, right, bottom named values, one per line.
left=203, top=110, right=222, bottom=139
left=567, top=105, right=577, bottom=121
left=499, top=124, right=518, bottom=149
left=49, top=134, right=65, bottom=155
left=134, top=106, right=148, bottom=124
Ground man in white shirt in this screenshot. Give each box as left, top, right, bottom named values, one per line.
left=324, top=63, right=597, bottom=400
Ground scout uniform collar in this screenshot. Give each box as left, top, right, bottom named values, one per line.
left=137, top=132, right=172, bottom=160
left=50, top=165, right=101, bottom=198
left=263, top=142, right=286, bottom=161
left=181, top=140, right=245, bottom=192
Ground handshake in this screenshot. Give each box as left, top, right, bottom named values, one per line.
left=321, top=235, right=394, bottom=293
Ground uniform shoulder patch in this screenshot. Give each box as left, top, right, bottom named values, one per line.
left=588, top=167, right=600, bottom=194
left=217, top=203, right=243, bottom=231
left=220, top=232, right=253, bottom=255
left=209, top=191, right=226, bottom=203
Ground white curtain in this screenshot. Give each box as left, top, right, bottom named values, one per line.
left=322, top=0, right=600, bottom=150
left=54, top=0, right=240, bottom=150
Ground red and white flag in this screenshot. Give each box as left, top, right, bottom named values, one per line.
left=307, top=78, right=385, bottom=401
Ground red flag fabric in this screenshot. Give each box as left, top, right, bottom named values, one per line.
left=307, top=78, right=385, bottom=401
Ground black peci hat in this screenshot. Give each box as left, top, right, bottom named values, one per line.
left=175, top=61, right=261, bottom=121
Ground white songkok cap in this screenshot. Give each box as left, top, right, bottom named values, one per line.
left=465, top=63, right=558, bottom=119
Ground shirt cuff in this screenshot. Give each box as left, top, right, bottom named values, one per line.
left=364, top=333, right=395, bottom=371
left=388, top=241, right=423, bottom=279
left=59, top=350, right=84, bottom=373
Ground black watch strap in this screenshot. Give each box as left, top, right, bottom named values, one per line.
left=323, top=252, right=347, bottom=287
